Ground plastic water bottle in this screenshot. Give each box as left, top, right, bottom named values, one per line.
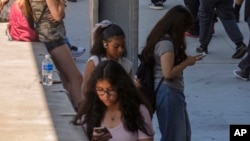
left=42, top=54, right=53, bottom=86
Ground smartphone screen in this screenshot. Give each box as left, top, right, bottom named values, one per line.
left=94, top=127, right=110, bottom=134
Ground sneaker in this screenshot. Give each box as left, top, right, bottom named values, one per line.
left=232, top=44, right=247, bottom=59
left=70, top=46, right=85, bottom=57
left=148, top=3, right=163, bottom=10
left=233, top=70, right=249, bottom=81
left=196, top=46, right=208, bottom=54
left=185, top=31, right=199, bottom=38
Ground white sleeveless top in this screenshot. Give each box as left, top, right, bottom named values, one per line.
left=87, top=55, right=132, bottom=74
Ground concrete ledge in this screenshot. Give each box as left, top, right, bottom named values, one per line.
left=0, top=23, right=89, bottom=141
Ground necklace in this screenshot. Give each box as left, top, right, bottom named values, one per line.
left=111, top=116, right=115, bottom=121
left=108, top=110, right=118, bottom=122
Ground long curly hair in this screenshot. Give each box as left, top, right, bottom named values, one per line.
left=141, top=5, right=193, bottom=66
left=91, top=23, right=127, bottom=57
left=73, top=60, right=153, bottom=140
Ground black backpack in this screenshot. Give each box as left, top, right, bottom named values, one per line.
left=136, top=37, right=176, bottom=113
left=136, top=54, right=164, bottom=113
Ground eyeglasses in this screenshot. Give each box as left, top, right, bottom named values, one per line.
left=95, top=88, right=116, bottom=96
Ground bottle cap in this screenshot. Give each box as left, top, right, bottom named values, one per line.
left=45, top=54, right=50, bottom=58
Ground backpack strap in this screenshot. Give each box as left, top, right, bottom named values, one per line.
left=152, top=36, right=169, bottom=98
left=154, top=77, right=164, bottom=94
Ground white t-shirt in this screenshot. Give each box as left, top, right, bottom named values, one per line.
left=82, top=105, right=153, bottom=141
left=87, top=55, right=132, bottom=74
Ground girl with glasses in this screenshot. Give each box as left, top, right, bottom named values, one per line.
left=73, top=60, right=153, bottom=141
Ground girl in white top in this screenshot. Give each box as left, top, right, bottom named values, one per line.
left=73, top=60, right=153, bottom=141
left=82, top=20, right=132, bottom=96
left=87, top=55, right=131, bottom=75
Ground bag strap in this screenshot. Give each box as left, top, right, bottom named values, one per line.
left=153, top=36, right=169, bottom=93
left=35, top=5, right=47, bottom=25
left=36, top=5, right=47, bottom=24
left=154, top=77, right=164, bottom=94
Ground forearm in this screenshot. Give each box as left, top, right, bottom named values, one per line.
left=45, top=0, right=65, bottom=21
left=166, top=61, right=188, bottom=79
left=161, top=53, right=188, bottom=79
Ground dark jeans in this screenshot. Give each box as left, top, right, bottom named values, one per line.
left=151, top=0, right=166, bottom=4
left=184, top=0, right=200, bottom=35
left=199, top=0, right=244, bottom=48
left=239, top=47, right=250, bottom=75
left=238, top=17, right=250, bottom=75
left=245, top=0, right=250, bottom=21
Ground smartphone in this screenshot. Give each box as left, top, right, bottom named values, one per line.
left=94, top=127, right=110, bottom=134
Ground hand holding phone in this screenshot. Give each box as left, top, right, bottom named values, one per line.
left=92, top=127, right=112, bottom=141
left=94, top=127, right=110, bottom=134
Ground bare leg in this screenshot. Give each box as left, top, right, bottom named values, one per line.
left=49, top=44, right=83, bottom=110
left=53, top=63, right=69, bottom=91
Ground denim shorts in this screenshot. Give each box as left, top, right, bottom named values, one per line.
left=43, top=38, right=65, bottom=52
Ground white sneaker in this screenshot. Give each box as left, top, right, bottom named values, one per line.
left=148, top=3, right=163, bottom=10
left=233, top=70, right=249, bottom=81
left=70, top=46, right=85, bottom=57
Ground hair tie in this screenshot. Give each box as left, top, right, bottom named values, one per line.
left=93, top=20, right=113, bottom=33
left=96, top=20, right=113, bottom=28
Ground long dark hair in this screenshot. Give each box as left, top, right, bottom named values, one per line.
left=91, top=22, right=127, bottom=57
left=141, top=5, right=193, bottom=66
left=73, top=60, right=153, bottom=139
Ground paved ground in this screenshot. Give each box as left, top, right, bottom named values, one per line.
left=0, top=0, right=250, bottom=141
left=141, top=1, right=250, bottom=141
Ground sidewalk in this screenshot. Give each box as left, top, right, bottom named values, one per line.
left=0, top=1, right=89, bottom=140
left=0, top=22, right=88, bottom=140
left=0, top=0, right=250, bottom=141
